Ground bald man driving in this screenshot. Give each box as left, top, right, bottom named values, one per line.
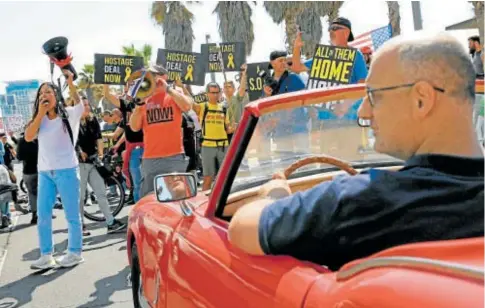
left=228, top=33, right=484, bottom=271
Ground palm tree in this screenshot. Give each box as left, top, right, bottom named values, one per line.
left=151, top=1, right=195, bottom=51
left=296, top=2, right=343, bottom=57
left=470, top=1, right=484, bottom=47
left=121, top=43, right=153, bottom=66
left=263, top=2, right=342, bottom=53
left=387, top=1, right=401, bottom=37
left=213, top=2, right=255, bottom=56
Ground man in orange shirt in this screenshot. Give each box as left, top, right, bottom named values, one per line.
left=130, top=64, right=193, bottom=198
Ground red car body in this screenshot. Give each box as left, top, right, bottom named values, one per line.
left=127, top=81, right=484, bottom=308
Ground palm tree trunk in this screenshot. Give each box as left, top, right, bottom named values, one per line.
left=285, top=11, right=299, bottom=53
left=387, top=1, right=401, bottom=37
left=471, top=1, right=484, bottom=48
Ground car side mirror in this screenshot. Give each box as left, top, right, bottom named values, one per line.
left=154, top=173, right=197, bottom=203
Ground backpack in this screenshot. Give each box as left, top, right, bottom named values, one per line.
left=200, top=102, right=228, bottom=144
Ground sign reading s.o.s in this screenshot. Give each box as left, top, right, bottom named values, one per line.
left=94, top=54, right=144, bottom=85
left=193, top=92, right=209, bottom=104
left=246, top=62, right=270, bottom=102
left=156, top=49, right=205, bottom=86
left=306, top=45, right=356, bottom=89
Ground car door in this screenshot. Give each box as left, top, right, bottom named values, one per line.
left=165, top=207, right=326, bottom=308
left=135, top=201, right=184, bottom=308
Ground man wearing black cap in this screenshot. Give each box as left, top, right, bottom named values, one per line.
left=263, top=50, right=306, bottom=97
left=291, top=17, right=368, bottom=85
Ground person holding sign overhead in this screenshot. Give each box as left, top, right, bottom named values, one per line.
left=224, top=64, right=249, bottom=144
left=292, top=17, right=368, bottom=85
left=193, top=82, right=233, bottom=191
left=129, top=64, right=193, bottom=198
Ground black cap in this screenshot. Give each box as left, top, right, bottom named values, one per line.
left=148, top=64, right=168, bottom=75
left=331, top=17, right=354, bottom=42
left=268, top=50, right=288, bottom=69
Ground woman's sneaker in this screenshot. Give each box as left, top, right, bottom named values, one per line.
left=31, top=254, right=56, bottom=270
left=56, top=252, right=84, bottom=268
left=107, top=219, right=126, bottom=234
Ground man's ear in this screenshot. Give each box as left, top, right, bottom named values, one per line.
left=411, top=81, right=436, bottom=120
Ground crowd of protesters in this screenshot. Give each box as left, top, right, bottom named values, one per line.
left=0, top=16, right=482, bottom=271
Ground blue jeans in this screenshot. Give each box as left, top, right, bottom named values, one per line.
left=0, top=202, right=9, bottom=218
left=37, top=167, right=82, bottom=255
left=129, top=147, right=144, bottom=202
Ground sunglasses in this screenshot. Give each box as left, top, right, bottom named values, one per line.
left=329, top=25, right=346, bottom=32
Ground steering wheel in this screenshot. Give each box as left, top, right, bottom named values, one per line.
left=280, top=155, right=359, bottom=179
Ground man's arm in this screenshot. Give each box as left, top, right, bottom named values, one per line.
left=112, top=134, right=125, bottom=152
left=229, top=178, right=345, bottom=259
left=129, top=105, right=144, bottom=132
left=238, top=64, right=248, bottom=97
left=291, top=31, right=309, bottom=73
left=64, top=70, right=80, bottom=106
left=103, top=85, right=121, bottom=108
left=167, top=87, right=193, bottom=113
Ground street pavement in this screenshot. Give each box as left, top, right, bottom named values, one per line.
left=0, top=164, right=134, bottom=308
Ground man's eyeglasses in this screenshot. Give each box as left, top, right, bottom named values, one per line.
left=329, top=25, right=346, bottom=32
left=366, top=83, right=445, bottom=107
left=209, top=91, right=220, bottom=94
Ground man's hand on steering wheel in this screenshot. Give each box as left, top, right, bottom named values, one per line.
left=259, top=172, right=292, bottom=200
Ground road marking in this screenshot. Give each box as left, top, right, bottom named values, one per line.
left=0, top=214, right=19, bottom=279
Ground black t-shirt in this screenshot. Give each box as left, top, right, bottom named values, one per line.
left=77, top=117, right=102, bottom=158
left=3, top=143, right=14, bottom=166
left=259, top=154, right=484, bottom=271
left=119, top=99, right=144, bottom=143
left=16, top=137, right=38, bottom=175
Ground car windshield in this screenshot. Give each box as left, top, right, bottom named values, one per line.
left=231, top=88, right=485, bottom=193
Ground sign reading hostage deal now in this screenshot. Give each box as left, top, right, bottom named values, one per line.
left=246, top=62, right=270, bottom=102
left=156, top=49, right=205, bottom=86
left=306, top=45, right=356, bottom=89
left=201, top=42, right=246, bottom=73
left=94, top=54, right=144, bottom=85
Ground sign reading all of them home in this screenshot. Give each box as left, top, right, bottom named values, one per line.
left=192, top=92, right=209, bottom=104
left=306, top=44, right=356, bottom=89
left=94, top=54, right=144, bottom=85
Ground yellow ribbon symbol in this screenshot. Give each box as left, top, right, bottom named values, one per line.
left=124, top=67, right=132, bottom=83
left=184, top=64, right=194, bottom=82
left=227, top=53, right=235, bottom=69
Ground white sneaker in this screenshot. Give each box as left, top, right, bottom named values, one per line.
left=56, top=252, right=84, bottom=268
left=31, top=254, right=56, bottom=270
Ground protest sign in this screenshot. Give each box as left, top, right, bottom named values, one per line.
left=201, top=42, right=246, bottom=73
left=246, top=62, right=270, bottom=101
left=193, top=92, right=209, bottom=104
left=156, top=49, right=205, bottom=86
left=94, top=54, right=144, bottom=85
left=306, top=45, right=356, bottom=89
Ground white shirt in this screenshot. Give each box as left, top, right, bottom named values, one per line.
left=38, top=103, right=84, bottom=171
left=186, top=109, right=201, bottom=131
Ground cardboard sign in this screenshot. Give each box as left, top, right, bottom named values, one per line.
left=246, top=62, right=270, bottom=102
left=193, top=92, right=208, bottom=104
left=306, top=45, right=356, bottom=89
left=201, top=42, right=246, bottom=73
left=94, top=54, right=144, bottom=85
left=156, top=49, right=205, bottom=86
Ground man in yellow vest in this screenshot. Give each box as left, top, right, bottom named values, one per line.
left=193, top=82, right=233, bottom=191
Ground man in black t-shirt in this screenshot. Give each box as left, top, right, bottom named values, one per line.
left=1, top=133, right=16, bottom=172
left=77, top=102, right=126, bottom=234
left=103, top=85, right=144, bottom=202
left=229, top=34, right=484, bottom=271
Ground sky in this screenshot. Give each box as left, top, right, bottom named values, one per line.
left=0, top=0, right=478, bottom=94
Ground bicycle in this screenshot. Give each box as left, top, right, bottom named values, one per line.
left=82, top=153, right=127, bottom=222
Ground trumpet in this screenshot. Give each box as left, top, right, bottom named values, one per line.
left=124, top=69, right=156, bottom=105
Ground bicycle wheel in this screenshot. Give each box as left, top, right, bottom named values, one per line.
left=20, top=179, right=27, bottom=194
left=83, top=175, right=126, bottom=222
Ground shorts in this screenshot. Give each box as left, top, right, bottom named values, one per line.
left=201, top=146, right=227, bottom=177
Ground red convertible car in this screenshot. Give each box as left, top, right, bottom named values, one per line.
left=127, top=81, right=484, bottom=308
